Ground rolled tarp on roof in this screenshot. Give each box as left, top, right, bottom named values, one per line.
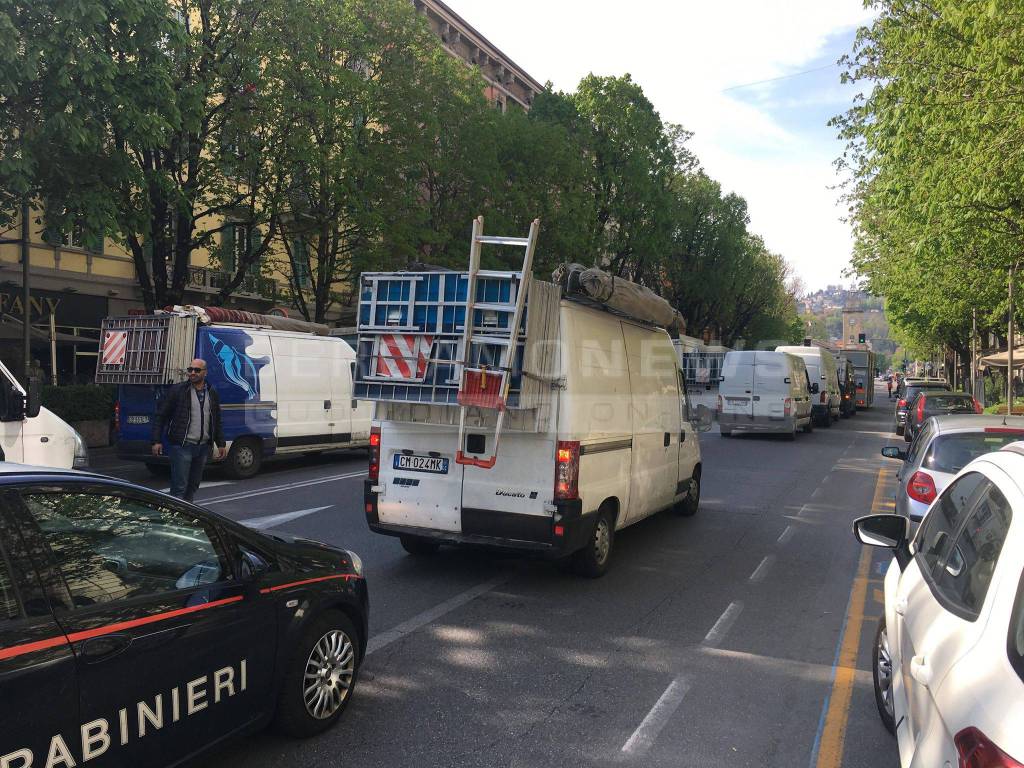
left=163, top=305, right=330, bottom=336
left=551, top=263, right=686, bottom=335
left=980, top=347, right=1024, bottom=369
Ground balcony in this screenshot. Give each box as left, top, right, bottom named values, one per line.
left=187, top=267, right=279, bottom=302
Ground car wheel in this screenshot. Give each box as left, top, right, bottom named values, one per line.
left=895, top=424, right=904, bottom=436
left=720, top=428, right=732, bottom=438
left=904, top=430, right=912, bottom=443
left=573, top=508, right=614, bottom=578
left=674, top=469, right=700, bottom=517
left=274, top=611, right=360, bottom=738
left=400, top=535, right=441, bottom=556
left=872, top=618, right=896, bottom=735
left=225, top=438, right=262, bottom=479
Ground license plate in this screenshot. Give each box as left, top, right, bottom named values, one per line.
left=126, top=415, right=150, bottom=424
left=393, top=454, right=449, bottom=474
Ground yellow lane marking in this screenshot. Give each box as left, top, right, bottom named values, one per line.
left=814, top=468, right=891, bottom=768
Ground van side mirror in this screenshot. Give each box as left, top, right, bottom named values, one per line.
left=853, top=514, right=912, bottom=570
left=26, top=377, right=42, bottom=418
left=690, top=404, right=713, bottom=433
left=881, top=446, right=907, bottom=461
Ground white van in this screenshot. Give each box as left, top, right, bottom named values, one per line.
left=775, top=345, right=841, bottom=426
left=717, top=350, right=813, bottom=438
left=363, top=301, right=711, bottom=577
left=0, top=361, right=88, bottom=468
left=101, top=314, right=372, bottom=478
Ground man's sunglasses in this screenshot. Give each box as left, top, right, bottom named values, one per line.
left=186, top=367, right=206, bottom=373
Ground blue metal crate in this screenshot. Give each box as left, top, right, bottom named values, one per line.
left=354, top=271, right=528, bottom=407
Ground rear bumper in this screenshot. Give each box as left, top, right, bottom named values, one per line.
left=364, top=480, right=589, bottom=556
left=718, top=413, right=797, bottom=434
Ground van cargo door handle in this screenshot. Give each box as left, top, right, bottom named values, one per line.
left=664, top=432, right=671, bottom=446
left=324, top=400, right=332, bottom=410
left=679, top=431, right=685, bottom=442
left=752, top=396, right=760, bottom=401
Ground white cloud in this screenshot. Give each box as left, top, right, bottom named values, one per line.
left=443, top=0, right=875, bottom=289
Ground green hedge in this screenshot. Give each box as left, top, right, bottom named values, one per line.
left=41, top=385, right=117, bottom=422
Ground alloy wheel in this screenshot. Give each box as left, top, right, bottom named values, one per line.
left=303, top=629, right=356, bottom=720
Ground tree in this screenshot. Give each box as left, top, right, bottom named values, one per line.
left=835, top=1, right=1024, bottom=381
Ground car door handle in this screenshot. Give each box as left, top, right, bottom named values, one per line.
left=664, top=432, right=671, bottom=446
left=80, top=633, right=133, bottom=663
left=895, top=597, right=908, bottom=616
left=910, top=655, right=932, bottom=687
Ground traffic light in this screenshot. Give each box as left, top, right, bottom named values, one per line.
left=857, top=332, right=866, bottom=344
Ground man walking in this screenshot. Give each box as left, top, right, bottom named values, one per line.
left=151, top=358, right=226, bottom=501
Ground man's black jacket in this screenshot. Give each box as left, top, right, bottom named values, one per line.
left=150, top=381, right=226, bottom=447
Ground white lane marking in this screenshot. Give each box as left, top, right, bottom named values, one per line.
left=703, top=601, right=743, bottom=647
left=160, top=480, right=233, bottom=494
left=366, top=575, right=507, bottom=656
left=777, top=525, right=794, bottom=545
left=749, top=555, right=775, bottom=583
left=239, top=506, right=333, bottom=529
left=620, top=676, right=691, bottom=757
left=203, top=471, right=367, bottom=505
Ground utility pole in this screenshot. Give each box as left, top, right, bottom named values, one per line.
left=971, top=308, right=978, bottom=402
left=21, top=197, right=31, bottom=384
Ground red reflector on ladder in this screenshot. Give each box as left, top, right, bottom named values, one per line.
left=457, top=369, right=506, bottom=410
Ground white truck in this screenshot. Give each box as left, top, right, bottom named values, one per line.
left=358, top=219, right=710, bottom=576
left=0, top=360, right=89, bottom=468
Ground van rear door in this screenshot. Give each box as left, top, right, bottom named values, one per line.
left=721, top=356, right=754, bottom=419
left=377, top=421, right=465, bottom=533
left=754, top=354, right=790, bottom=421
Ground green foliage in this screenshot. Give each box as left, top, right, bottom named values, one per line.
left=835, top=2, right=1024, bottom=358
left=41, top=384, right=116, bottom=422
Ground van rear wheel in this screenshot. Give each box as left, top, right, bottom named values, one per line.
left=225, top=438, right=262, bottom=479
left=573, top=509, right=614, bottom=578
left=400, top=535, right=441, bottom=556
left=675, top=470, right=700, bottom=517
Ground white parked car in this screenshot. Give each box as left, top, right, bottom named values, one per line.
left=854, top=442, right=1024, bottom=767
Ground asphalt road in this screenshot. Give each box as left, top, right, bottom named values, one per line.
left=92, top=384, right=902, bottom=767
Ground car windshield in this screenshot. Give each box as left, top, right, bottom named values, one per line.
left=923, top=432, right=1024, bottom=474
left=923, top=395, right=975, bottom=414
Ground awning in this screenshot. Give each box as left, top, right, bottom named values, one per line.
left=980, top=346, right=1024, bottom=369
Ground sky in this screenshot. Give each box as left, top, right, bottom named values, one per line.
left=444, top=0, right=876, bottom=292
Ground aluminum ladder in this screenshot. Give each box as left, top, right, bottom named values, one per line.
left=454, top=216, right=540, bottom=469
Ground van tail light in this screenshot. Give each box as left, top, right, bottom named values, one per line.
left=368, top=426, right=381, bottom=482
left=916, top=396, right=926, bottom=422
left=784, top=398, right=792, bottom=416
left=955, top=727, right=1024, bottom=768
left=898, top=398, right=907, bottom=409
left=972, top=397, right=983, bottom=414
left=717, top=395, right=723, bottom=413
left=554, top=440, right=580, bottom=500
left=907, top=471, right=937, bottom=504
left=114, top=401, right=120, bottom=432
left=820, top=391, right=828, bottom=404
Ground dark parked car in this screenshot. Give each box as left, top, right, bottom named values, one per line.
left=903, top=390, right=982, bottom=442
left=893, top=381, right=951, bottom=435
left=0, top=465, right=368, bottom=767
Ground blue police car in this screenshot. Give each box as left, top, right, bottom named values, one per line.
left=0, top=465, right=368, bottom=767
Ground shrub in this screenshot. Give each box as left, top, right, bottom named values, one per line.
left=41, top=384, right=117, bottom=422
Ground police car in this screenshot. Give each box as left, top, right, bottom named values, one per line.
left=0, top=465, right=368, bottom=767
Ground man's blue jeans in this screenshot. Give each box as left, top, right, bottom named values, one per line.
left=168, top=443, right=210, bottom=502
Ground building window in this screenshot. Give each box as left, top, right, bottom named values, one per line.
left=291, top=239, right=312, bottom=289
left=222, top=222, right=255, bottom=274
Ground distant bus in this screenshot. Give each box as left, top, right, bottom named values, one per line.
left=843, top=350, right=876, bottom=409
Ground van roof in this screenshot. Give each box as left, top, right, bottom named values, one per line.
left=724, top=350, right=801, bottom=364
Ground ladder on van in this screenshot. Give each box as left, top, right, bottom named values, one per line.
left=454, top=216, right=540, bottom=469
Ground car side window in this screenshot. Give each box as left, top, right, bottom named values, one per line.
left=677, top=370, right=691, bottom=421
left=1010, top=568, right=1024, bottom=683
left=0, top=550, right=21, bottom=621
left=21, top=492, right=231, bottom=608
left=905, top=425, right=929, bottom=466
left=914, top=472, right=985, bottom=571
left=932, top=481, right=1012, bottom=620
